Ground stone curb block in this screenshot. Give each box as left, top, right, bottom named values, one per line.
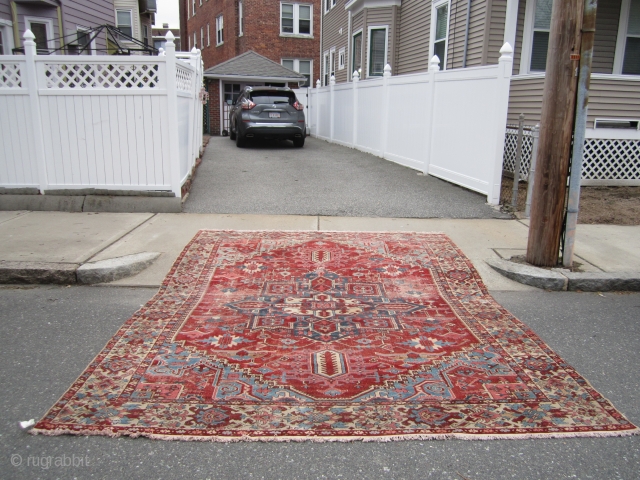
left=485, top=258, right=568, bottom=291
left=563, top=271, right=640, bottom=292
left=0, top=261, right=79, bottom=284
left=76, top=252, right=161, bottom=285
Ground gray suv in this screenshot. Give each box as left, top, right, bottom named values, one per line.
left=229, top=86, right=306, bottom=148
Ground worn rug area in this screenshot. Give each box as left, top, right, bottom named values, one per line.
left=33, top=230, right=637, bottom=441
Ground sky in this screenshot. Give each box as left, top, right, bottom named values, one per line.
left=153, top=0, right=180, bottom=28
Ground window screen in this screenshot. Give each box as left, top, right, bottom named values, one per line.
left=116, top=11, right=132, bottom=37
left=369, top=29, right=386, bottom=76
left=623, top=0, right=640, bottom=74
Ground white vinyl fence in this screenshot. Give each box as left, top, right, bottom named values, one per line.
left=294, top=43, right=514, bottom=204
left=0, top=31, right=203, bottom=198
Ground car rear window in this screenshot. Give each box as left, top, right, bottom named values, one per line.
left=249, top=92, right=296, bottom=105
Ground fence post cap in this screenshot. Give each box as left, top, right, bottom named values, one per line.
left=165, top=30, right=175, bottom=41
left=353, top=70, right=359, bottom=81
left=383, top=64, right=392, bottom=77
left=191, top=46, right=198, bottom=53
left=316, top=79, right=321, bottom=88
left=330, top=75, right=335, bottom=85
left=23, top=29, right=35, bottom=41
left=429, top=55, right=440, bottom=71
left=499, top=42, right=513, bottom=56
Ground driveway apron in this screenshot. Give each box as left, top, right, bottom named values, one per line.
left=183, top=136, right=510, bottom=218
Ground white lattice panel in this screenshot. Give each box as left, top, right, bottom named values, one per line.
left=503, top=129, right=640, bottom=183
left=583, top=139, right=640, bottom=180
left=44, top=63, right=160, bottom=89
left=176, top=65, right=193, bottom=92
left=0, top=63, right=22, bottom=89
left=503, top=126, right=533, bottom=180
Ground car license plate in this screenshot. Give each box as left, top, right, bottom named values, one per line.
left=269, top=112, right=280, bottom=118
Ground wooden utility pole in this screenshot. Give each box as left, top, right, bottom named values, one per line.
left=526, top=0, right=584, bottom=267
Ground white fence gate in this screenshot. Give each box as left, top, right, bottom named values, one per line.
left=295, top=44, right=514, bottom=205
left=0, top=31, right=202, bottom=198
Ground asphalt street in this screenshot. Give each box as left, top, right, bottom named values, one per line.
left=1, top=285, right=638, bottom=480
left=183, top=136, right=511, bottom=219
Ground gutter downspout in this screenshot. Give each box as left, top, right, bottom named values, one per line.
left=462, top=0, right=471, bottom=68
left=11, top=2, right=19, bottom=48
left=319, top=2, right=323, bottom=85
left=57, top=1, right=65, bottom=54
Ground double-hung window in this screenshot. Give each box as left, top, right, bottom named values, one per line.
left=192, top=0, right=196, bottom=16
left=282, top=59, right=312, bottom=86
left=200, top=27, right=204, bottom=49
left=529, top=0, right=552, bottom=71
left=281, top=3, right=312, bottom=36
left=207, top=24, right=210, bottom=46
left=338, top=47, right=345, bottom=70
left=77, top=27, right=95, bottom=55
left=618, top=0, right=640, bottom=74
left=352, top=30, right=362, bottom=76
left=239, top=1, right=244, bottom=36
left=367, top=27, right=387, bottom=77
left=431, top=0, right=449, bottom=68
left=216, top=15, right=224, bottom=45
left=116, top=10, right=133, bottom=37
left=330, top=48, right=336, bottom=79
left=323, top=51, right=329, bottom=85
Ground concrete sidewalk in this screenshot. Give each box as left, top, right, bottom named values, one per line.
left=1, top=210, right=639, bottom=291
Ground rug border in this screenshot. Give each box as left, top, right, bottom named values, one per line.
left=30, top=229, right=639, bottom=442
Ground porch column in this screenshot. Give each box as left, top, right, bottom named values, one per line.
left=504, top=0, right=519, bottom=51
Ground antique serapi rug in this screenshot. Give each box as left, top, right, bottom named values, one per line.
left=32, top=230, right=638, bottom=441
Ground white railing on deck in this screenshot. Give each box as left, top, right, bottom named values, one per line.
left=299, top=44, right=514, bottom=205
left=0, top=31, right=203, bottom=197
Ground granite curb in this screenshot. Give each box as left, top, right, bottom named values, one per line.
left=486, top=257, right=640, bottom=292
left=0, top=252, right=161, bottom=285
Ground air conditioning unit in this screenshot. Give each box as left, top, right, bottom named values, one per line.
left=139, top=0, right=157, bottom=14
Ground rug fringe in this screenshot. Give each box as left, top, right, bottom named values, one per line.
left=29, top=426, right=639, bottom=443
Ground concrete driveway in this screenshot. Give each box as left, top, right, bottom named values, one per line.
left=183, top=136, right=510, bottom=219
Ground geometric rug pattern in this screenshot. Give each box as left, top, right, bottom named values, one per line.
left=33, top=231, right=638, bottom=441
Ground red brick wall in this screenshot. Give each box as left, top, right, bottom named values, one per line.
left=184, top=0, right=321, bottom=133
left=207, top=79, right=221, bottom=135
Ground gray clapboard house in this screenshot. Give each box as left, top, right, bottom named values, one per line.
left=321, top=0, right=640, bottom=184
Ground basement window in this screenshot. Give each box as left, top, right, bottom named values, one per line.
left=594, top=119, right=640, bottom=129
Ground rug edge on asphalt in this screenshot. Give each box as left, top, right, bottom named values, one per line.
left=31, top=230, right=639, bottom=442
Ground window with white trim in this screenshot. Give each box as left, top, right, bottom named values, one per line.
left=199, top=0, right=202, bottom=5
left=281, top=3, right=311, bottom=36
left=430, top=0, right=449, bottom=69
left=239, top=1, right=244, bottom=36
left=207, top=23, right=210, bottom=46
left=77, top=26, right=95, bottom=55
left=352, top=30, right=363, bottom=76
left=115, top=10, right=133, bottom=38
left=621, top=0, right=640, bottom=74
left=323, top=51, right=329, bottom=85
left=367, top=27, right=387, bottom=77
left=192, top=0, right=196, bottom=15
left=325, top=0, right=330, bottom=13
left=338, top=47, right=345, bottom=69
left=216, top=15, right=224, bottom=45
left=0, top=29, right=4, bottom=55
left=26, top=17, right=55, bottom=52
left=330, top=48, right=336, bottom=79
left=282, top=59, right=312, bottom=86
left=200, top=27, right=204, bottom=49
left=529, top=0, right=552, bottom=71
left=193, top=32, right=196, bottom=49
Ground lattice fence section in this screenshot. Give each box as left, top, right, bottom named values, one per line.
left=583, top=138, right=640, bottom=181
left=176, top=65, right=193, bottom=92
left=503, top=126, right=534, bottom=180
left=44, top=63, right=160, bottom=89
left=0, top=63, right=23, bottom=89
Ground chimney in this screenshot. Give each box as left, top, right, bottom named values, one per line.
left=163, top=23, right=169, bottom=29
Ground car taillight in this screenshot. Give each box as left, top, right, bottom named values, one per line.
left=242, top=100, right=256, bottom=110
left=293, top=100, right=304, bottom=111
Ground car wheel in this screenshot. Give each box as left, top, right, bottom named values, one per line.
left=229, top=123, right=236, bottom=140
left=293, top=136, right=305, bottom=148
left=236, top=131, right=246, bottom=148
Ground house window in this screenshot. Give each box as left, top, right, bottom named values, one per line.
left=281, top=3, right=311, bottom=36
left=622, top=0, right=640, bottom=74
left=192, top=0, right=196, bottom=15
left=193, top=32, right=196, bottom=49
left=216, top=15, right=223, bottom=45
left=224, top=83, right=241, bottom=104
left=239, top=1, right=244, bottom=36
left=207, top=23, right=210, bottom=46
left=116, top=10, right=133, bottom=38
left=368, top=27, right=387, bottom=77
left=25, top=18, right=54, bottom=52
left=330, top=49, right=336, bottom=79
left=199, top=0, right=202, bottom=5
left=200, top=27, right=204, bottom=49
left=431, top=0, right=449, bottom=68
left=0, top=30, right=4, bottom=55
left=352, top=30, right=362, bottom=76
left=143, top=25, right=149, bottom=45
left=77, top=27, right=95, bottom=55
left=283, top=58, right=312, bottom=86
left=325, top=0, right=330, bottom=13
left=529, top=0, right=552, bottom=71
left=323, top=51, right=329, bottom=85
left=338, top=47, right=345, bottom=70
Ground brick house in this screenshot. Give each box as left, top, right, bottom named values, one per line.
left=180, top=0, right=321, bottom=135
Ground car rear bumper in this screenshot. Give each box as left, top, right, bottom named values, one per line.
left=238, top=122, right=306, bottom=139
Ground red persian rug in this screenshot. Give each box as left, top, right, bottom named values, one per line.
left=32, top=231, right=637, bottom=441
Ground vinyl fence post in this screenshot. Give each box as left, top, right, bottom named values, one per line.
left=525, top=124, right=540, bottom=218
left=487, top=42, right=513, bottom=205
left=329, top=74, right=335, bottom=142
left=164, top=31, right=182, bottom=198
left=352, top=70, right=359, bottom=148
left=315, top=79, right=321, bottom=138
left=511, top=113, right=525, bottom=208
left=22, top=30, right=48, bottom=193
left=423, top=55, right=440, bottom=175
left=381, top=64, right=391, bottom=158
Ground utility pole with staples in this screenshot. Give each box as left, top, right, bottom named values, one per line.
left=526, top=0, right=585, bottom=267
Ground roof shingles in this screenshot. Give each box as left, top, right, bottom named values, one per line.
left=203, top=51, right=306, bottom=80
